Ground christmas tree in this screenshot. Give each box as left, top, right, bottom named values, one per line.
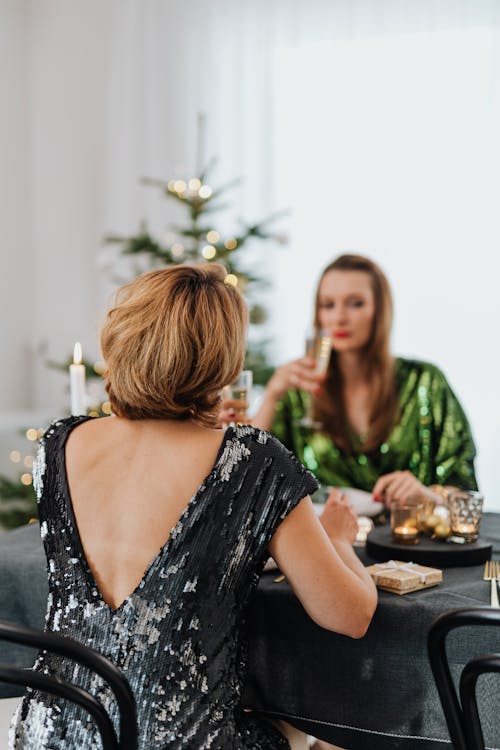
left=0, top=147, right=285, bottom=528
left=105, top=157, right=285, bottom=383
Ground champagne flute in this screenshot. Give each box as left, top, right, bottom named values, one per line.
left=222, top=370, right=253, bottom=427
left=299, top=328, right=332, bottom=428
left=305, top=329, right=332, bottom=377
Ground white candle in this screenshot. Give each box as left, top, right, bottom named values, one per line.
left=70, top=342, right=86, bottom=415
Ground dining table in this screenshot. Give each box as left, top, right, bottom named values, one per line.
left=1, top=516, right=500, bottom=749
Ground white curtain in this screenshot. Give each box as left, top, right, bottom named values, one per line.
left=2, top=0, right=499, bottom=506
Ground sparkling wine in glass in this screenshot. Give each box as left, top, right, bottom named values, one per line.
left=223, top=370, right=253, bottom=427
left=300, top=329, right=332, bottom=427
left=306, top=330, right=332, bottom=377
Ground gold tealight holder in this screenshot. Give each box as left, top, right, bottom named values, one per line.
left=418, top=496, right=436, bottom=533
left=390, top=502, right=422, bottom=544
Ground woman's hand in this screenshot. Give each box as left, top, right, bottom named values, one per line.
left=319, top=488, right=358, bottom=546
left=266, top=356, right=324, bottom=402
left=372, top=471, right=427, bottom=506
left=252, top=356, right=326, bottom=432
left=217, top=397, right=249, bottom=428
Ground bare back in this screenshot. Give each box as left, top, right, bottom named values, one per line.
left=65, top=417, right=226, bottom=610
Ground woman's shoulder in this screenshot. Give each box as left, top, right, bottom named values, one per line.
left=228, top=424, right=294, bottom=457
left=227, top=424, right=316, bottom=477
left=40, top=415, right=92, bottom=443
left=225, top=425, right=319, bottom=502
left=395, top=356, right=449, bottom=385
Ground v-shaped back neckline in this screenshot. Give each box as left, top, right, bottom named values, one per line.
left=58, top=417, right=234, bottom=614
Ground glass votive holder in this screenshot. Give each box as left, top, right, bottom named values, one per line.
left=418, top=496, right=436, bottom=533
left=390, top=502, right=422, bottom=544
left=448, top=490, right=484, bottom=542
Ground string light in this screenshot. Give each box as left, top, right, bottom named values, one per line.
left=23, top=456, right=34, bottom=468
left=26, top=428, right=38, bottom=441
left=206, top=230, right=219, bottom=244
left=201, top=245, right=217, bottom=260
left=93, top=361, right=105, bottom=375
left=21, top=474, right=32, bottom=486
left=224, top=238, right=238, bottom=250
left=171, top=243, right=185, bottom=258
left=224, top=274, right=238, bottom=287
left=167, top=180, right=176, bottom=191
left=89, top=410, right=99, bottom=418
left=198, top=185, right=213, bottom=199
left=174, top=180, right=186, bottom=194
left=188, top=178, right=201, bottom=191
left=9, top=451, right=21, bottom=463
left=101, top=401, right=113, bottom=415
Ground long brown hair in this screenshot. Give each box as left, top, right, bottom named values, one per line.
left=313, top=254, right=397, bottom=453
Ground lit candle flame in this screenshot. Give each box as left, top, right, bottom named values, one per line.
left=73, top=342, right=82, bottom=365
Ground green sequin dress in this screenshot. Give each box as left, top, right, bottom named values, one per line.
left=271, top=357, right=478, bottom=492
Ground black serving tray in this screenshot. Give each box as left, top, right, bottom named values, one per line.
left=366, top=525, right=492, bottom=567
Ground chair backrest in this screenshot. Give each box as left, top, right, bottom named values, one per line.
left=427, top=608, right=500, bottom=750
left=0, top=619, right=138, bottom=750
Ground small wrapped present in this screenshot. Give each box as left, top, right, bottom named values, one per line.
left=366, top=560, right=443, bottom=595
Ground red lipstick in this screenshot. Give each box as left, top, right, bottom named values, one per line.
left=333, top=331, right=350, bottom=339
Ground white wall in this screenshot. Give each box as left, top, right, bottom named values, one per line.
left=1, top=0, right=498, bottom=507
left=0, top=1, right=33, bottom=409
left=270, top=23, right=500, bottom=507
left=29, top=2, right=113, bottom=413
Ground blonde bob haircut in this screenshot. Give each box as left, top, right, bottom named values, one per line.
left=100, top=264, right=247, bottom=426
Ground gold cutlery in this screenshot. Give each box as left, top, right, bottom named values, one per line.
left=483, top=560, right=500, bottom=607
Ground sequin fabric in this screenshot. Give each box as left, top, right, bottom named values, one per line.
left=272, top=357, right=478, bottom=491
left=10, top=417, right=318, bottom=749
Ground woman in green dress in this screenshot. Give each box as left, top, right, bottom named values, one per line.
left=252, top=253, right=477, bottom=503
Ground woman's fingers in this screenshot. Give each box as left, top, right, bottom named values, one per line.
left=374, top=471, right=425, bottom=505
left=382, top=475, right=408, bottom=504
left=290, top=360, right=323, bottom=393
left=392, top=476, right=424, bottom=503
left=268, top=356, right=326, bottom=399
left=372, top=472, right=397, bottom=500
left=326, top=487, right=345, bottom=505
left=218, top=398, right=249, bottom=427
left=220, top=398, right=248, bottom=412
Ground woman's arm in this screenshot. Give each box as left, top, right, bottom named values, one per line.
left=431, top=369, right=478, bottom=489
left=269, top=494, right=377, bottom=638
left=372, top=365, right=478, bottom=503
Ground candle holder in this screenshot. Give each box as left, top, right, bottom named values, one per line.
left=418, top=496, right=436, bottom=533
left=390, top=502, right=422, bottom=544
left=448, top=490, right=484, bottom=542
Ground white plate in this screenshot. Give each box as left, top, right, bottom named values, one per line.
left=314, top=487, right=383, bottom=517
left=340, top=487, right=384, bottom=516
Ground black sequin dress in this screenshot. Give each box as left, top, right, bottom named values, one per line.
left=10, top=417, right=318, bottom=749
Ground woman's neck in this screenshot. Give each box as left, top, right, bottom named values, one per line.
left=336, top=350, right=369, bottom=385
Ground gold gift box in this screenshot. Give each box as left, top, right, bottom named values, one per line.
left=366, top=560, right=443, bottom=595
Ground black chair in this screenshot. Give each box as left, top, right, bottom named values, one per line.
left=428, top=608, right=500, bottom=750
left=0, top=619, right=138, bottom=750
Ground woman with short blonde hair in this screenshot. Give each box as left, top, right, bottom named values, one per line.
left=11, top=263, right=376, bottom=750
left=101, top=263, right=247, bottom=424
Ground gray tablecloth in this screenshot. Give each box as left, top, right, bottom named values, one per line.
left=244, top=515, right=500, bottom=749
left=1, top=518, right=500, bottom=749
